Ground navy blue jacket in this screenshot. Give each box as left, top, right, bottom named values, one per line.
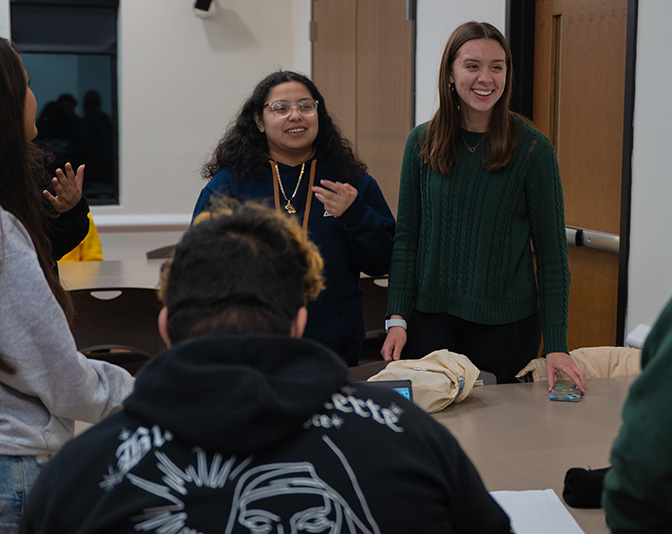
left=192, top=150, right=395, bottom=365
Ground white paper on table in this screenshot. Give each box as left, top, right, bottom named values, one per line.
left=490, top=489, right=585, bottom=534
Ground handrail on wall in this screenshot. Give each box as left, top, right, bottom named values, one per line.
left=566, top=226, right=620, bottom=254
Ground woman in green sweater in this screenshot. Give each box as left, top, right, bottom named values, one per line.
left=382, top=21, right=586, bottom=390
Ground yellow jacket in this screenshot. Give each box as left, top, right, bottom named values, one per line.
left=58, top=213, right=104, bottom=262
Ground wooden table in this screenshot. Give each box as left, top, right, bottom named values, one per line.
left=432, top=376, right=636, bottom=533
left=58, top=259, right=165, bottom=290
left=58, top=261, right=384, bottom=291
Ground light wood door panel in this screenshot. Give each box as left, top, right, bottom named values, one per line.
left=312, top=0, right=413, bottom=216
left=355, top=0, right=413, bottom=216
left=311, top=0, right=357, bottom=143
left=534, top=0, right=627, bottom=349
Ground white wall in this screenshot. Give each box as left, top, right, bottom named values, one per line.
left=0, top=0, right=8, bottom=38
left=292, top=0, right=312, bottom=75
left=93, top=0, right=312, bottom=258
left=113, top=0, right=307, bottom=216
left=625, top=0, right=672, bottom=334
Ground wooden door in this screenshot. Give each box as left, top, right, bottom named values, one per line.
left=311, top=0, right=357, bottom=142
left=533, top=0, right=628, bottom=349
left=311, top=0, right=414, bottom=215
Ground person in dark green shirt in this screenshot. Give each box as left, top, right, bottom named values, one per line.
left=603, top=297, right=672, bottom=532
left=382, top=21, right=586, bottom=391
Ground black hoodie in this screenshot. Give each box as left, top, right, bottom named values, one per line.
left=21, top=331, right=511, bottom=534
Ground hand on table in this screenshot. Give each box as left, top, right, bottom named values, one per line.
left=546, top=351, right=587, bottom=394
left=312, top=179, right=357, bottom=218
left=43, top=162, right=85, bottom=213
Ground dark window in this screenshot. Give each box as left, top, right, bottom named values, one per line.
left=11, top=0, right=120, bottom=205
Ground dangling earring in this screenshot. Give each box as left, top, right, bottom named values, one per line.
left=450, top=82, right=455, bottom=92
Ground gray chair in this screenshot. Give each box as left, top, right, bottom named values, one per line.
left=146, top=244, right=177, bottom=259
left=69, top=287, right=165, bottom=375
left=348, top=360, right=389, bottom=382
left=359, top=276, right=389, bottom=363
left=477, top=370, right=497, bottom=385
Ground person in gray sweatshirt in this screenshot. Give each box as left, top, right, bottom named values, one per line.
left=0, top=38, right=135, bottom=533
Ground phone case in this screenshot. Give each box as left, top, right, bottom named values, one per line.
left=549, top=383, right=581, bottom=402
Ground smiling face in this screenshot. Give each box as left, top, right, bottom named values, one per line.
left=254, top=81, right=319, bottom=166
left=449, top=38, right=507, bottom=131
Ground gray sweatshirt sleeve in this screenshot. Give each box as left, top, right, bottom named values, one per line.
left=0, top=210, right=134, bottom=427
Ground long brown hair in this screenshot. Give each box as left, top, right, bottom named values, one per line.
left=0, top=39, right=72, bottom=372
left=420, top=21, right=519, bottom=175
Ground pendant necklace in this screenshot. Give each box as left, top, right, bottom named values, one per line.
left=273, top=161, right=305, bottom=214
left=461, top=133, right=487, bottom=153
left=270, top=158, right=318, bottom=235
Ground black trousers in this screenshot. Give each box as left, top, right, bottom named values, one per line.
left=403, top=309, right=542, bottom=384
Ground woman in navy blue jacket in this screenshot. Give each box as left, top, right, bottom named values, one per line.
left=193, top=71, right=395, bottom=365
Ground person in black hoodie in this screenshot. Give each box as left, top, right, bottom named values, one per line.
left=20, top=200, right=511, bottom=534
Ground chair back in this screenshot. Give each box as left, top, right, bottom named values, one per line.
left=69, top=287, right=165, bottom=374
left=146, top=244, right=177, bottom=259
left=478, top=370, right=497, bottom=385
left=359, top=276, right=388, bottom=362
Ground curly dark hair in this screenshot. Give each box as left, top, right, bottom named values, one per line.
left=202, top=70, right=366, bottom=184
left=159, top=199, right=325, bottom=343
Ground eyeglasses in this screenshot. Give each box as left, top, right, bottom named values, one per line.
left=263, top=99, right=319, bottom=118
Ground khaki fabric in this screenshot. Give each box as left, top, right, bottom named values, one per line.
left=516, top=346, right=642, bottom=382
left=368, top=350, right=480, bottom=413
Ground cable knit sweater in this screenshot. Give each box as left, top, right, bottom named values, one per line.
left=387, top=117, right=570, bottom=355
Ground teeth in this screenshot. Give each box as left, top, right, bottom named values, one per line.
left=473, top=89, right=493, bottom=96
left=286, top=128, right=305, bottom=133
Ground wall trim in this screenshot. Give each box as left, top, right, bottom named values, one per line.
left=93, top=214, right=191, bottom=233
left=617, top=0, right=638, bottom=344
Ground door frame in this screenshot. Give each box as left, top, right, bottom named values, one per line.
left=506, top=0, right=638, bottom=344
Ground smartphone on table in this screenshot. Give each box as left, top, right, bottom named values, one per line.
left=549, top=382, right=581, bottom=402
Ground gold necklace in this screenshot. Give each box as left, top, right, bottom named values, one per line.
left=461, top=133, right=487, bottom=153
left=273, top=161, right=305, bottom=214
